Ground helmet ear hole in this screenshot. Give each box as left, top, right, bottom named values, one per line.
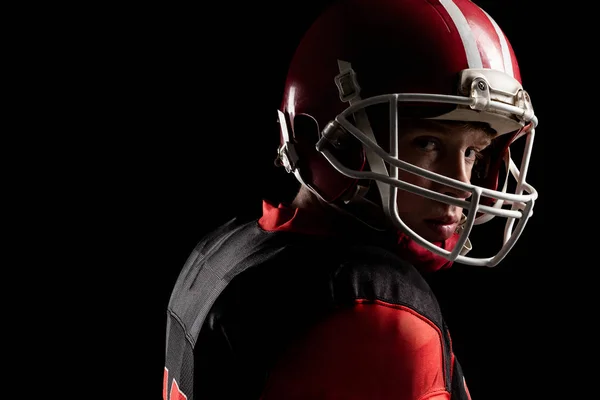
left=292, top=113, right=320, bottom=144
left=290, top=112, right=367, bottom=203
left=291, top=113, right=324, bottom=169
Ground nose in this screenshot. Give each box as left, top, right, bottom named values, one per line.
left=434, top=155, right=473, bottom=200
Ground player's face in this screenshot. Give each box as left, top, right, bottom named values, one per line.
left=394, top=122, right=492, bottom=242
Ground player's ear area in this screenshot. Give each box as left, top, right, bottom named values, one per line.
left=295, top=112, right=366, bottom=171
left=290, top=113, right=324, bottom=167
left=291, top=113, right=321, bottom=143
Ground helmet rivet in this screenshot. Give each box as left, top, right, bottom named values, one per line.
left=477, top=81, right=486, bottom=91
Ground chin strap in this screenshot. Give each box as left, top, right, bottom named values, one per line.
left=455, top=213, right=473, bottom=256
left=334, top=60, right=391, bottom=207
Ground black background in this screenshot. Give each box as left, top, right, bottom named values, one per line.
left=36, top=0, right=574, bottom=398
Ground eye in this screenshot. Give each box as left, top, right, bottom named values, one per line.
left=412, top=137, right=438, bottom=151
left=465, top=147, right=483, bottom=161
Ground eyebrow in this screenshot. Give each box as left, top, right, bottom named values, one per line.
left=477, top=135, right=493, bottom=147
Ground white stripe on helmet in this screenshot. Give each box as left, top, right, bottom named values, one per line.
left=439, top=0, right=483, bottom=68
left=483, top=10, right=514, bottom=77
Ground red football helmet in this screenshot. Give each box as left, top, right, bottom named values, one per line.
left=275, top=0, right=537, bottom=267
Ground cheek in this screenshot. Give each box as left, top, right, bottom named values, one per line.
left=397, top=169, right=432, bottom=187
left=394, top=171, right=431, bottom=212
left=395, top=189, right=422, bottom=213
left=394, top=168, right=439, bottom=215
left=465, top=164, right=474, bottom=181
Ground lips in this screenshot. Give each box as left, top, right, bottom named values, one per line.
left=423, top=216, right=459, bottom=240
left=425, top=215, right=459, bottom=225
